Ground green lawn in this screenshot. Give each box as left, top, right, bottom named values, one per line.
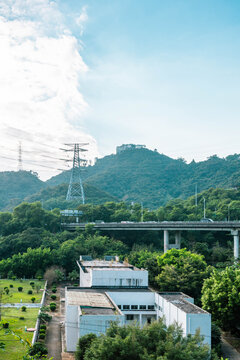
left=0, top=307, right=39, bottom=360
left=0, top=279, right=45, bottom=303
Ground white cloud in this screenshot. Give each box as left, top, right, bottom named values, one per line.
left=0, top=0, right=98, bottom=180
left=75, top=5, right=88, bottom=35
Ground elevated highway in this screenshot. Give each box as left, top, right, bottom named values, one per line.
left=61, top=221, right=240, bottom=258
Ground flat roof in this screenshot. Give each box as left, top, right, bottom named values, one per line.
left=67, top=287, right=152, bottom=293
left=78, top=260, right=143, bottom=272
left=66, top=289, right=121, bottom=316
left=159, top=292, right=209, bottom=315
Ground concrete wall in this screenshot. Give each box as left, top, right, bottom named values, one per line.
left=79, top=265, right=92, bottom=287
left=65, top=304, right=79, bottom=351
left=91, top=269, right=148, bottom=287
left=79, top=314, right=124, bottom=338
left=187, top=313, right=211, bottom=347
left=107, top=291, right=154, bottom=308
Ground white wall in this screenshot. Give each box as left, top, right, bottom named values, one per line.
left=65, top=304, right=79, bottom=352
left=187, top=313, right=211, bottom=347
left=91, top=269, right=148, bottom=287
left=107, top=291, right=155, bottom=307
left=79, top=266, right=92, bottom=287
left=79, top=314, right=124, bottom=339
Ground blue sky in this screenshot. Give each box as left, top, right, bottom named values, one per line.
left=1, top=0, right=240, bottom=178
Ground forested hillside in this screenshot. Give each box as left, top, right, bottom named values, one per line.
left=47, top=148, right=240, bottom=208
left=1, top=148, right=240, bottom=210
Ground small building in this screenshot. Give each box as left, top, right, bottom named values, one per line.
left=77, top=255, right=148, bottom=288
left=116, top=144, right=146, bottom=154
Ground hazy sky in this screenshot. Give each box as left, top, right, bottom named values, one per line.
left=1, top=0, right=240, bottom=179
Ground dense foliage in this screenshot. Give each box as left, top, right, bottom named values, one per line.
left=202, top=267, right=240, bottom=330
left=75, top=320, right=214, bottom=360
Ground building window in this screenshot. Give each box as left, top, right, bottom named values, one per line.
left=147, top=318, right=152, bottom=324
left=119, top=279, right=123, bottom=286
left=131, top=305, right=138, bottom=310
left=148, top=305, right=154, bottom=310
left=123, top=305, right=130, bottom=310
left=127, top=279, right=131, bottom=286
left=117, top=305, right=122, bottom=309
left=139, top=305, right=146, bottom=310
left=126, top=315, right=134, bottom=321
left=158, top=305, right=162, bottom=311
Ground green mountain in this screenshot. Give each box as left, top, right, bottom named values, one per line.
left=25, top=183, right=118, bottom=210
left=1, top=148, right=240, bottom=210
left=47, top=148, right=240, bottom=208
left=0, top=171, right=44, bottom=210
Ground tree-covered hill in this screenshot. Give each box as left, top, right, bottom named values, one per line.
left=0, top=171, right=44, bottom=210
left=25, top=183, right=118, bottom=210
left=47, top=148, right=240, bottom=208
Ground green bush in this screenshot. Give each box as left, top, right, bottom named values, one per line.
left=52, top=288, right=57, bottom=293
left=4, top=287, right=9, bottom=295
left=50, top=295, right=56, bottom=300
left=18, top=286, right=23, bottom=292
left=31, top=297, right=36, bottom=303
left=30, top=281, right=35, bottom=286
left=28, top=290, right=33, bottom=295
left=49, top=303, right=56, bottom=311
left=40, top=324, right=46, bottom=330
left=19, top=317, right=25, bottom=320
left=21, top=306, right=27, bottom=312
left=2, top=323, right=9, bottom=329
left=9, top=284, right=13, bottom=288
left=28, top=342, right=48, bottom=356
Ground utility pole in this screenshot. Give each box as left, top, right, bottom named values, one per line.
left=141, top=202, right=143, bottom=222
left=63, top=143, right=88, bottom=203
left=18, top=142, right=23, bottom=171
left=195, top=184, right=198, bottom=207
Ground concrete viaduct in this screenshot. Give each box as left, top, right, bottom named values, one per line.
left=61, top=221, right=240, bottom=259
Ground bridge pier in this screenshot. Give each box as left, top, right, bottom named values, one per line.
left=164, top=230, right=181, bottom=253
left=164, top=230, right=169, bottom=253
left=231, top=230, right=239, bottom=259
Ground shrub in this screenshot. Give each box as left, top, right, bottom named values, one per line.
left=2, top=323, right=9, bottom=329
left=51, top=295, right=56, bottom=300
left=12, top=276, right=16, bottom=280
left=52, top=288, right=57, bottom=293
left=39, top=333, right=45, bottom=340
left=31, top=297, right=36, bottom=303
left=9, top=284, right=13, bottom=288
left=28, top=342, right=48, bottom=356
left=50, top=303, right=56, bottom=311
left=40, top=329, right=46, bottom=334
left=4, top=286, right=8, bottom=290
left=30, top=281, right=35, bottom=286
left=21, top=306, right=27, bottom=312
left=4, top=287, right=9, bottom=295
left=74, top=283, right=79, bottom=287
left=28, top=290, right=33, bottom=295
left=40, top=324, right=46, bottom=330
left=19, top=317, right=25, bottom=320
left=18, top=286, right=23, bottom=292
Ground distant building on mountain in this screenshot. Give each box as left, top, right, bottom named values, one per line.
left=116, top=144, right=146, bottom=154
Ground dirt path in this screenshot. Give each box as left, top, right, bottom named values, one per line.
left=222, top=337, right=240, bottom=360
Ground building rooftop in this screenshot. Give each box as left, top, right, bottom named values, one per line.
left=66, top=289, right=121, bottom=316
left=78, top=258, right=143, bottom=272
left=159, top=292, right=209, bottom=315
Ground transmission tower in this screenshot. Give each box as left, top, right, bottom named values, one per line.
left=63, top=143, right=88, bottom=203
left=18, top=142, right=23, bottom=171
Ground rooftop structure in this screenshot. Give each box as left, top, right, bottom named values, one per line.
left=77, top=255, right=148, bottom=288
left=116, top=144, right=146, bottom=154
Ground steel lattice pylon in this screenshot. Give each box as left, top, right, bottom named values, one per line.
left=64, top=143, right=88, bottom=203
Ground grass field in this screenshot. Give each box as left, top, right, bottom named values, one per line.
left=0, top=307, right=39, bottom=360
left=0, top=279, right=44, bottom=303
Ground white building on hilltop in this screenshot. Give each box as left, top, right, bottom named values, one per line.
left=65, top=256, right=211, bottom=351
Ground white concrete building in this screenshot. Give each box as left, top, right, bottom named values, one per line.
left=65, top=257, right=211, bottom=351
left=77, top=256, right=148, bottom=288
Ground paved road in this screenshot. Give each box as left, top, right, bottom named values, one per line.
left=46, top=315, right=62, bottom=360
left=222, top=337, right=240, bottom=360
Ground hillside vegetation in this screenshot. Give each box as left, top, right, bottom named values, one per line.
left=1, top=147, right=240, bottom=210
left=47, top=148, right=240, bottom=208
